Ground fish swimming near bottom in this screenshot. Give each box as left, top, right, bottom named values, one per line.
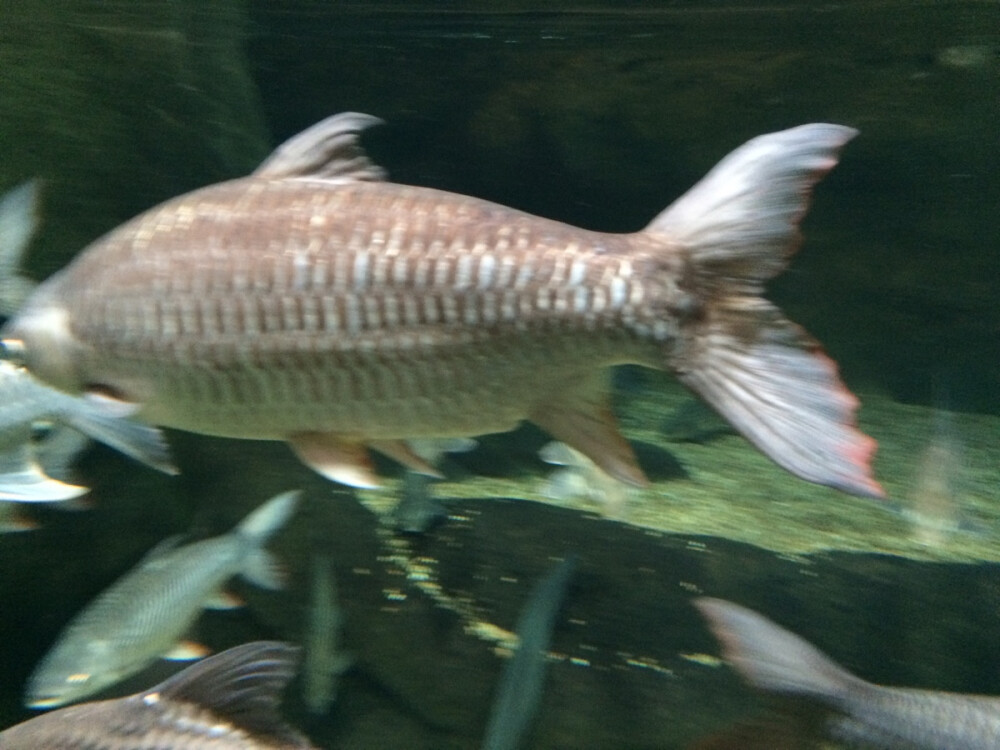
left=1, top=641, right=316, bottom=748
left=25, top=490, right=300, bottom=708
left=1, top=114, right=882, bottom=497
left=695, top=597, right=1000, bottom=749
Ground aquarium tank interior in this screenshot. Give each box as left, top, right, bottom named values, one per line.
left=0, top=1, right=998, bottom=748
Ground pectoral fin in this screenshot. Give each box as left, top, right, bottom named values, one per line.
left=530, top=373, right=647, bottom=487
left=288, top=432, right=381, bottom=488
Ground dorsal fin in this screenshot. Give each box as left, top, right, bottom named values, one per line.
left=150, top=641, right=310, bottom=746
left=253, top=112, right=386, bottom=182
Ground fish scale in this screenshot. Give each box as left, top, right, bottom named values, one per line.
left=53, top=181, right=653, bottom=440
left=2, top=113, right=883, bottom=495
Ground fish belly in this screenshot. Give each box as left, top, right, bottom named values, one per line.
left=96, top=329, right=648, bottom=440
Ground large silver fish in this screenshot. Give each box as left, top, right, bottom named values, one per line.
left=2, top=641, right=315, bottom=748
left=1, top=114, right=882, bottom=496
left=25, top=490, right=299, bottom=708
left=696, top=597, right=1000, bottom=749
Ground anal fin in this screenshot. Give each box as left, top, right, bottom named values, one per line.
left=530, top=372, right=647, bottom=487
left=288, top=432, right=381, bottom=488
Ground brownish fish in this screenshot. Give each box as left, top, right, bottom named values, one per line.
left=0, top=641, right=315, bottom=748
left=1, top=114, right=882, bottom=496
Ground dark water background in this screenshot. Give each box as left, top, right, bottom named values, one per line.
left=0, top=2, right=998, bottom=748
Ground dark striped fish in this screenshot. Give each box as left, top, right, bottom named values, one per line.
left=696, top=597, right=1000, bottom=749
left=1, top=641, right=315, bottom=748
left=1, top=114, right=882, bottom=496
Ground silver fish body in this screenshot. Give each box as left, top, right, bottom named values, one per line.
left=25, top=490, right=299, bottom=708
left=696, top=597, right=1000, bottom=750
left=2, top=641, right=315, bottom=748
left=3, top=114, right=882, bottom=496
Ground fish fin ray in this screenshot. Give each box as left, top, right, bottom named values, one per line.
left=674, top=301, right=881, bottom=497
left=646, top=124, right=881, bottom=497
left=253, top=112, right=386, bottom=182
left=530, top=373, right=646, bottom=487
left=152, top=641, right=309, bottom=747
left=289, top=432, right=381, bottom=488
left=647, top=124, right=858, bottom=288
left=369, top=439, right=444, bottom=477
left=69, top=393, right=178, bottom=475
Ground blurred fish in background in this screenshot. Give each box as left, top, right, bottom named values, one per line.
left=481, top=555, right=576, bottom=750
left=1, top=641, right=316, bottom=748
left=25, top=490, right=300, bottom=708
left=302, top=552, right=352, bottom=716
left=696, top=597, right=1000, bottom=749
left=0, top=360, right=175, bottom=506
left=901, top=405, right=968, bottom=547
left=0, top=179, right=173, bottom=513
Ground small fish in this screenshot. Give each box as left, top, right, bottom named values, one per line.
left=302, top=552, right=352, bottom=715
left=2, top=641, right=316, bottom=748
left=482, top=555, right=576, bottom=750
left=695, top=597, right=1000, bottom=749
left=0, top=360, right=175, bottom=503
left=25, top=490, right=300, bottom=708
left=538, top=440, right=631, bottom=517
left=0, top=179, right=41, bottom=318
left=1, top=115, right=882, bottom=497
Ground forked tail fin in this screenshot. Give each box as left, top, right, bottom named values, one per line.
left=647, top=124, right=882, bottom=498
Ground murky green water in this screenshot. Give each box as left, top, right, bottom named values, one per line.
left=0, top=2, right=998, bottom=748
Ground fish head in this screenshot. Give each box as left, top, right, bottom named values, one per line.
left=25, top=637, right=117, bottom=708
left=1, top=281, right=84, bottom=395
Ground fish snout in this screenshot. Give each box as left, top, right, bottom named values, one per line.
left=2, top=303, right=83, bottom=394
